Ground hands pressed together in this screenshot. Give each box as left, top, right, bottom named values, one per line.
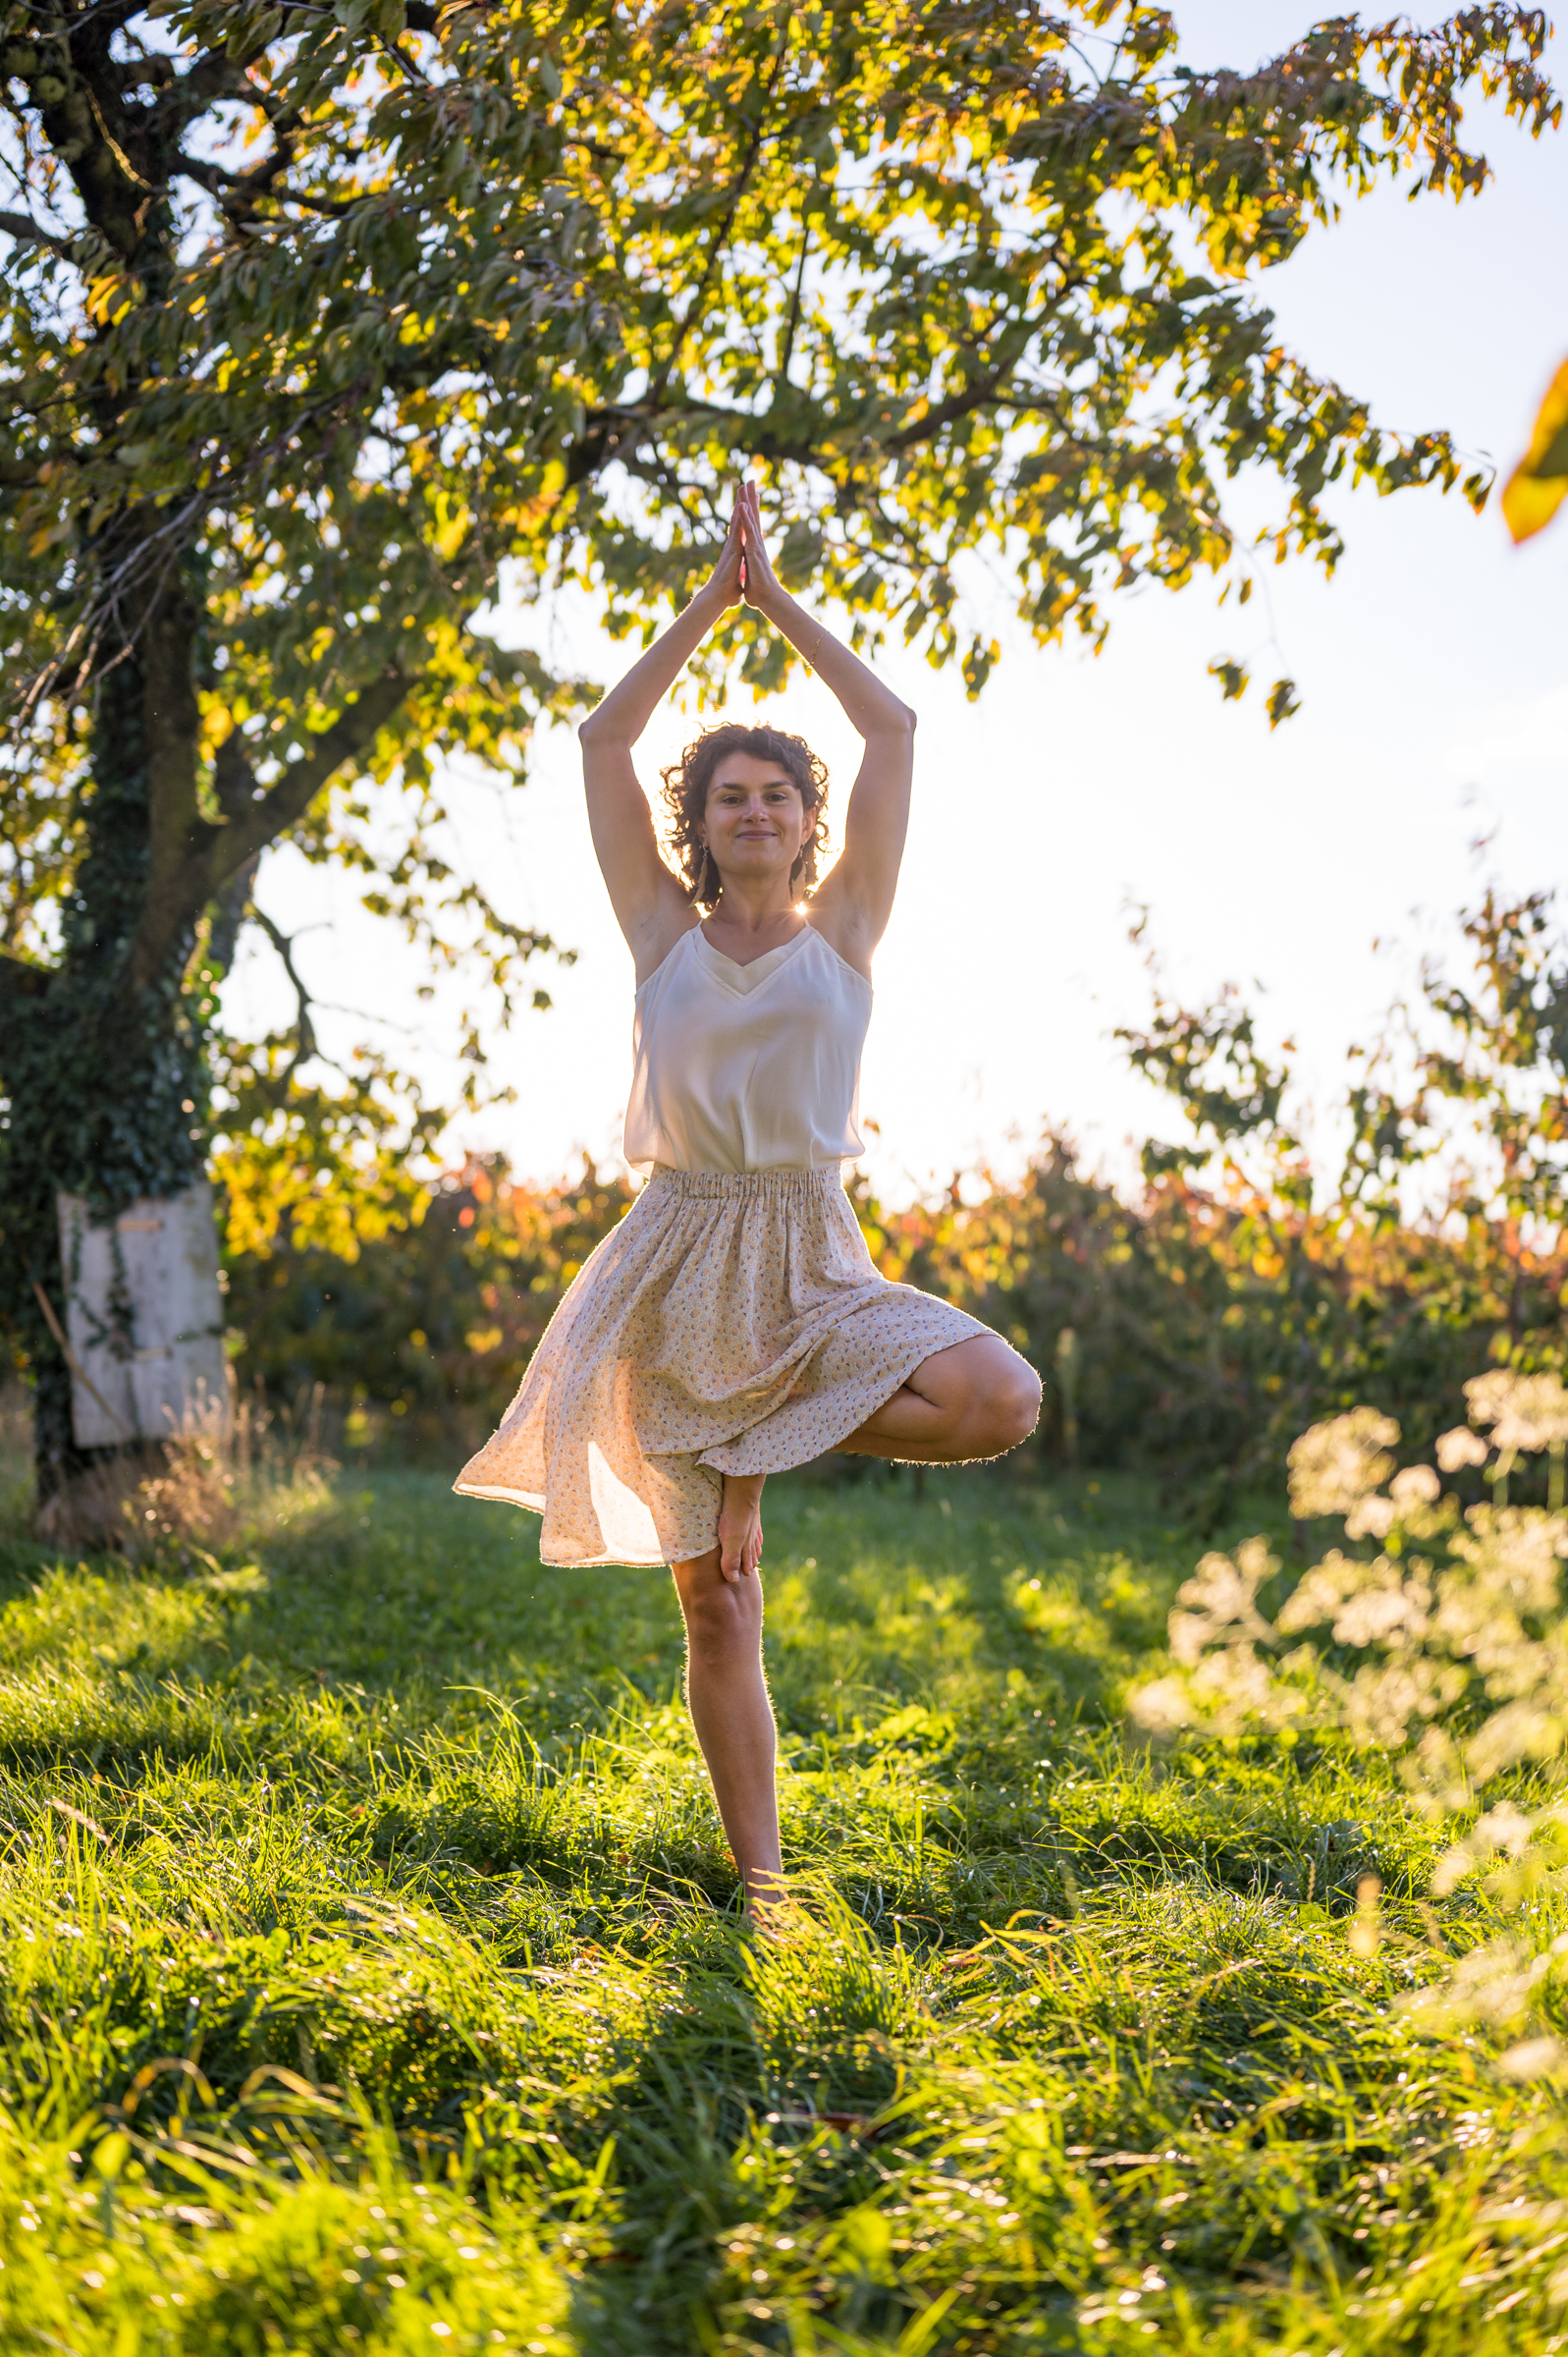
left=704, top=480, right=784, bottom=618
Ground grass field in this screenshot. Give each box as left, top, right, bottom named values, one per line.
left=2, top=1444, right=1566, bottom=2355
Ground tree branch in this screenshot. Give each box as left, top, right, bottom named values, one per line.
left=263, top=184, right=368, bottom=218
left=126, top=673, right=407, bottom=992
left=176, top=152, right=367, bottom=219
left=570, top=286, right=1083, bottom=485
left=775, top=222, right=810, bottom=394
left=205, top=850, right=258, bottom=980
left=0, top=209, right=72, bottom=257
left=214, top=670, right=408, bottom=888
left=212, top=728, right=259, bottom=823
left=886, top=287, right=1084, bottom=456
left=643, top=30, right=791, bottom=411
left=249, top=905, right=318, bottom=1081
left=59, top=0, right=144, bottom=43
left=140, top=578, right=205, bottom=970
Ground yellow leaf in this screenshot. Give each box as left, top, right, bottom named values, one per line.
left=1502, top=356, right=1568, bottom=545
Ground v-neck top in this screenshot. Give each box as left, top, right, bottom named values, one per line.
left=622, top=920, right=873, bottom=1175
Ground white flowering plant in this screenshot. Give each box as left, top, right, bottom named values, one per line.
left=1132, top=1371, right=1568, bottom=2075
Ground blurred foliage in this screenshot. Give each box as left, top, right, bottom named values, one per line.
left=228, top=1120, right=1564, bottom=1515
left=206, top=1006, right=449, bottom=1266
left=229, top=887, right=1568, bottom=1517
left=1503, top=355, right=1568, bottom=542
left=225, top=1155, right=639, bottom=1460
left=862, top=1143, right=1562, bottom=1514
left=209, top=1051, right=437, bottom=1267
left=1133, top=1366, right=1568, bottom=2097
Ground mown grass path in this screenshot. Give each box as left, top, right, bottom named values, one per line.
left=0, top=1466, right=1562, bottom=2353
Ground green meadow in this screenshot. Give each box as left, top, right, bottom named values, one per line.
left=1, top=1452, right=1564, bottom=2355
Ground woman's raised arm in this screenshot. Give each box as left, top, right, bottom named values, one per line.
left=733, top=483, right=915, bottom=969
left=579, top=500, right=745, bottom=977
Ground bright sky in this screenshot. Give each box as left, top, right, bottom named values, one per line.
left=226, top=8, right=1568, bottom=1207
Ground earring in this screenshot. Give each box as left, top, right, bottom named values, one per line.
left=697, top=846, right=715, bottom=900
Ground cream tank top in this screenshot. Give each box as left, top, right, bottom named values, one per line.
left=622, top=921, right=872, bottom=1175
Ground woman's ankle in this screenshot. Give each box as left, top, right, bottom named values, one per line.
left=742, top=1861, right=788, bottom=1918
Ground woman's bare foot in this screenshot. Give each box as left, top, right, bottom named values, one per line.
left=717, top=1472, right=765, bottom=1582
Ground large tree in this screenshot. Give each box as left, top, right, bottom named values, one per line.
left=0, top=0, right=1557, bottom=1499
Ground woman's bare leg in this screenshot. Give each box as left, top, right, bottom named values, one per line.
left=666, top=1334, right=1041, bottom=1911
left=838, top=1334, right=1042, bottom=1463
left=671, top=1473, right=784, bottom=1914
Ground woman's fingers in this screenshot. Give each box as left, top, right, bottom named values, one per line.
left=718, top=1514, right=747, bottom=1581
left=738, top=480, right=779, bottom=604
left=717, top=1464, right=765, bottom=1580
left=718, top=1519, right=760, bottom=1581
left=700, top=488, right=747, bottom=609
left=737, top=479, right=753, bottom=594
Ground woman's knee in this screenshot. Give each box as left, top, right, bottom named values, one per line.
left=677, top=1566, right=762, bottom=1661
left=972, top=1353, right=1043, bottom=1453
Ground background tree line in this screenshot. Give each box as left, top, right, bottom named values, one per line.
left=227, top=881, right=1568, bottom=1520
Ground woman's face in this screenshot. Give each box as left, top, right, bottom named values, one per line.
left=700, top=755, right=811, bottom=892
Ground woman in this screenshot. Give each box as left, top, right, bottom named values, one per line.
left=457, top=483, right=1042, bottom=1910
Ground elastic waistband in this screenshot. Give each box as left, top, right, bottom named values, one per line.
left=645, top=1165, right=847, bottom=1201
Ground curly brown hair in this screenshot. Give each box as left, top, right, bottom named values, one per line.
left=660, top=724, right=830, bottom=909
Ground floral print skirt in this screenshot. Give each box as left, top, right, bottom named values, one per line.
left=453, top=1166, right=988, bottom=1567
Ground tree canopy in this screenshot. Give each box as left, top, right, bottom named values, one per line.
left=2, top=1, right=1557, bottom=952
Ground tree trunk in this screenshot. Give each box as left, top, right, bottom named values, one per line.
left=5, top=619, right=214, bottom=1512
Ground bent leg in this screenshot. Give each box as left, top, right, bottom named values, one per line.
left=671, top=1485, right=782, bottom=1913
left=838, top=1333, right=1042, bottom=1464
